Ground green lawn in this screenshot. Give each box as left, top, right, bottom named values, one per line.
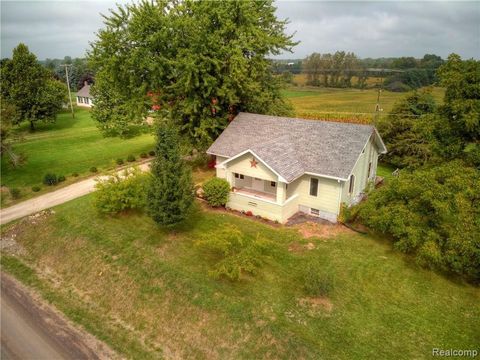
left=282, top=87, right=445, bottom=120
left=2, top=195, right=478, bottom=359
left=1, top=107, right=154, bottom=190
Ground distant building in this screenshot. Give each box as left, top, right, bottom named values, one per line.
left=76, top=82, right=93, bottom=108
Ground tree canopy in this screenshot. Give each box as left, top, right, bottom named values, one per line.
left=88, top=0, right=296, bottom=146
left=1, top=44, right=67, bottom=130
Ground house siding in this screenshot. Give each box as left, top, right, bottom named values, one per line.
left=215, top=156, right=228, bottom=179
left=341, top=136, right=379, bottom=205
left=226, top=153, right=277, bottom=181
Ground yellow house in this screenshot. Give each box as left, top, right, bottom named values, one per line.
left=207, top=113, right=387, bottom=223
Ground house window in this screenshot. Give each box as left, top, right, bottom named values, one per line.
left=234, top=173, right=239, bottom=178
left=367, top=162, right=372, bottom=182
left=240, top=174, right=244, bottom=180
left=310, top=208, right=320, bottom=216
left=84, top=97, right=89, bottom=104
left=78, top=96, right=83, bottom=103
left=270, top=181, right=276, bottom=187
left=309, top=178, right=318, bottom=196
left=349, top=174, right=355, bottom=194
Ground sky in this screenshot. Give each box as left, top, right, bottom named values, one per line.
left=1, top=1, right=479, bottom=60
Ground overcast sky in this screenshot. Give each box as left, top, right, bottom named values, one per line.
left=1, top=1, right=479, bottom=60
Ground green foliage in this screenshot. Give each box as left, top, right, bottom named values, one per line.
left=93, top=168, right=149, bottom=214
left=126, top=154, right=135, bottom=162
left=90, top=167, right=98, bottom=173
left=202, top=177, right=230, bottom=207
left=436, top=54, right=480, bottom=167
left=43, top=173, right=58, bottom=186
left=0, top=100, right=24, bottom=167
left=148, top=150, right=155, bottom=157
left=140, top=152, right=148, bottom=159
left=58, top=175, right=66, bottom=182
left=10, top=188, right=21, bottom=199
left=147, top=121, right=194, bottom=226
left=88, top=0, right=296, bottom=145
left=376, top=89, right=437, bottom=168
left=356, top=162, right=480, bottom=281
left=72, top=172, right=79, bottom=177
left=31, top=185, right=41, bottom=192
left=195, top=224, right=273, bottom=281
left=1, top=44, right=68, bottom=130
left=301, top=260, right=335, bottom=297
left=116, top=158, right=124, bottom=165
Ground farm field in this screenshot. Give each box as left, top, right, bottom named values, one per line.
left=1, top=107, right=154, bottom=198
left=282, top=86, right=445, bottom=121
left=1, top=195, right=478, bottom=359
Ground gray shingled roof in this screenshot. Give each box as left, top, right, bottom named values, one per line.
left=207, top=112, right=386, bottom=182
left=77, top=84, right=91, bottom=98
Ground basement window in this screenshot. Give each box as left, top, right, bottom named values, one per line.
left=270, top=181, right=276, bottom=187
left=310, top=208, right=320, bottom=216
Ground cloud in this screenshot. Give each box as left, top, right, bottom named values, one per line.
left=1, top=0, right=478, bottom=60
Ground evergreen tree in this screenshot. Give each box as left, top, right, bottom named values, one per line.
left=147, top=120, right=194, bottom=226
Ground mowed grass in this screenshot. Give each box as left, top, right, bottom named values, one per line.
left=282, top=86, right=445, bottom=118
left=2, top=195, right=478, bottom=359
left=1, top=108, right=154, bottom=189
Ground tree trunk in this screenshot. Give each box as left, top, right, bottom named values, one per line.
left=30, top=120, right=35, bottom=131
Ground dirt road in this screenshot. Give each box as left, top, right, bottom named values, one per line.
left=0, top=162, right=151, bottom=225
left=0, top=272, right=118, bottom=360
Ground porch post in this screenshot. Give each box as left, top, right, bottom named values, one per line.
left=276, top=181, right=287, bottom=204
left=226, top=169, right=234, bottom=188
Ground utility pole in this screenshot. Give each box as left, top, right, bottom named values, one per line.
left=374, top=77, right=383, bottom=124
left=62, top=64, right=75, bottom=119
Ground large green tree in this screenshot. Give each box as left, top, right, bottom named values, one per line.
left=147, top=119, right=194, bottom=226
left=88, top=0, right=296, bottom=146
left=1, top=44, right=67, bottom=130
left=377, top=89, right=438, bottom=169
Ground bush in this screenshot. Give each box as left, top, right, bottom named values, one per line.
left=10, top=188, right=21, bottom=199
left=58, top=175, right=66, bottom=182
left=195, top=224, right=273, bottom=281
left=43, top=173, right=58, bottom=186
left=356, top=161, right=480, bottom=281
left=127, top=154, right=136, bottom=162
left=301, top=260, right=335, bottom=297
left=72, top=172, right=79, bottom=177
left=148, top=150, right=156, bottom=156
left=116, top=158, right=124, bottom=165
left=93, top=168, right=149, bottom=214
left=90, top=167, right=98, bottom=173
left=140, top=152, right=148, bottom=159
left=31, top=185, right=41, bottom=192
left=202, top=177, right=230, bottom=207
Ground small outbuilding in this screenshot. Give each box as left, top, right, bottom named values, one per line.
left=76, top=81, right=94, bottom=107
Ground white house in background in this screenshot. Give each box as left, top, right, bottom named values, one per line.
left=76, top=82, right=93, bottom=107
left=207, top=113, right=387, bottom=223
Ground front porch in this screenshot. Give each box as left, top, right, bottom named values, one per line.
left=226, top=172, right=299, bottom=223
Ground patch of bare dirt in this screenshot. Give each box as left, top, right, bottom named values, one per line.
left=1, top=209, right=55, bottom=256
left=295, top=221, right=352, bottom=239
left=298, top=296, right=333, bottom=314
left=288, top=242, right=316, bottom=253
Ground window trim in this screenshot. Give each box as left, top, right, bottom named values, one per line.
left=309, top=177, right=318, bottom=197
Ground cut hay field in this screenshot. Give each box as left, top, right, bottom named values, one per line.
left=282, top=86, right=445, bottom=123
left=1, top=195, right=478, bottom=359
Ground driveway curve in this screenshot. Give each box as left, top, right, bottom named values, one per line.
left=0, top=162, right=151, bottom=225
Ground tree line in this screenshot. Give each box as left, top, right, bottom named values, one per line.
left=273, top=52, right=445, bottom=91
left=43, top=57, right=95, bottom=91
